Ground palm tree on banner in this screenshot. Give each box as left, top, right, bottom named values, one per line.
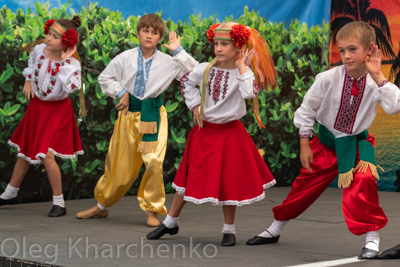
left=330, top=0, right=396, bottom=61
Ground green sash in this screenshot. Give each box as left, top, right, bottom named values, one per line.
left=129, top=94, right=162, bottom=153
left=318, top=125, right=380, bottom=188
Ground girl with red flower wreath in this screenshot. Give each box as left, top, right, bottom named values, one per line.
left=147, top=22, right=278, bottom=246
left=0, top=15, right=83, bottom=218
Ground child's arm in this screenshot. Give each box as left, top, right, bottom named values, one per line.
left=98, top=54, right=125, bottom=99
left=180, top=64, right=206, bottom=125
left=300, top=138, right=313, bottom=173
left=115, top=92, right=130, bottom=115
left=58, top=45, right=82, bottom=94
left=294, top=74, right=326, bottom=173
left=365, top=44, right=385, bottom=85
left=366, top=45, right=400, bottom=114
left=22, top=44, right=40, bottom=100
left=235, top=49, right=261, bottom=99
left=163, top=31, right=199, bottom=78
left=22, top=81, right=34, bottom=100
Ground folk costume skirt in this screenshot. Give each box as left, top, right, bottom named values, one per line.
left=272, top=133, right=387, bottom=235
left=8, top=97, right=83, bottom=164
left=172, top=120, right=276, bottom=206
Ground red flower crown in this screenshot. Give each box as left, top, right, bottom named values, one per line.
left=44, top=19, right=56, bottom=35
left=44, top=19, right=79, bottom=47
left=206, top=23, right=251, bottom=48
left=206, top=23, right=220, bottom=44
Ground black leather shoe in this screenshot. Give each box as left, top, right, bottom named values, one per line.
left=0, top=197, right=17, bottom=207
left=246, top=235, right=280, bottom=245
left=221, top=234, right=236, bottom=246
left=48, top=205, right=67, bottom=217
left=358, top=247, right=379, bottom=259
left=147, top=224, right=179, bottom=239
left=376, top=243, right=400, bottom=259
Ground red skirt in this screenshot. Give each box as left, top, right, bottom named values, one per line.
left=8, top=97, right=83, bottom=164
left=173, top=120, right=276, bottom=206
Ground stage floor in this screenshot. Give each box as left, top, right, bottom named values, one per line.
left=1, top=187, right=399, bottom=267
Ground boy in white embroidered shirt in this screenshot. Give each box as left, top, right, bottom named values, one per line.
left=246, top=21, right=400, bottom=259
left=76, top=14, right=198, bottom=226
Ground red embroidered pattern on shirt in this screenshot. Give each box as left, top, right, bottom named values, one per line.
left=34, top=56, right=61, bottom=97
left=212, top=70, right=224, bottom=104
left=333, top=72, right=366, bottom=134
left=65, top=70, right=80, bottom=91
left=208, top=69, right=216, bottom=96
left=252, top=80, right=260, bottom=95
left=180, top=71, right=191, bottom=100
left=222, top=71, right=230, bottom=99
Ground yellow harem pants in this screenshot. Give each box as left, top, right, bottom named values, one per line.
left=94, top=106, right=168, bottom=215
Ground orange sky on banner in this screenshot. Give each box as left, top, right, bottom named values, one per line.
left=329, top=1, right=400, bottom=79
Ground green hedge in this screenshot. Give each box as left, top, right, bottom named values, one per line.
left=0, top=2, right=329, bottom=203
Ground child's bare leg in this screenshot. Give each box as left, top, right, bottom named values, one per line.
left=169, top=192, right=186, bottom=217
left=9, top=157, right=30, bottom=188
left=0, top=158, right=29, bottom=204
left=42, top=151, right=66, bottom=217
left=42, top=152, right=62, bottom=196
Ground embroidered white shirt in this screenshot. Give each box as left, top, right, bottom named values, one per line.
left=180, top=62, right=259, bottom=124
left=294, top=65, right=400, bottom=138
left=98, top=47, right=198, bottom=100
left=22, top=43, right=81, bottom=101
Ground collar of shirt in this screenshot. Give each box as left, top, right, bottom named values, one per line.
left=133, top=46, right=157, bottom=97
left=344, top=67, right=368, bottom=82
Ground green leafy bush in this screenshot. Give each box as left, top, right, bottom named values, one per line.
left=0, top=2, right=329, bottom=203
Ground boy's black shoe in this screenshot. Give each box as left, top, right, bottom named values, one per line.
left=246, top=235, right=280, bottom=245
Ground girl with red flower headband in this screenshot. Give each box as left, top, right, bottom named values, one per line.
left=147, top=22, right=277, bottom=246
left=0, top=15, right=83, bottom=218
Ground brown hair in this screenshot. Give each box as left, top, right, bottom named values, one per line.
left=57, top=15, right=81, bottom=30
left=137, top=14, right=165, bottom=37
left=336, top=21, right=376, bottom=48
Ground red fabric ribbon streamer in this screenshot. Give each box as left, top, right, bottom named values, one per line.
left=351, top=79, right=358, bottom=96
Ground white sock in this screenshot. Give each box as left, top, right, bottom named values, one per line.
left=365, top=231, right=380, bottom=251
left=163, top=214, right=179, bottom=228
left=222, top=223, right=236, bottom=234
left=53, top=194, right=65, bottom=208
left=97, top=203, right=108, bottom=211
left=258, top=220, right=288, bottom=238
left=0, top=184, right=19, bottom=200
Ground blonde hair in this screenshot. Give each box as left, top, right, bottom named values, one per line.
left=336, top=21, right=376, bottom=48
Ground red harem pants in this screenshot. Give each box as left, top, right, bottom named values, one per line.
left=272, top=133, right=387, bottom=235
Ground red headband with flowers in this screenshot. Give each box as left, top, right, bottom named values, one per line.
left=44, top=19, right=79, bottom=47
left=206, top=23, right=251, bottom=48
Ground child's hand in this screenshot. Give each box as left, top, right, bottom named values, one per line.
left=192, top=104, right=202, bottom=128
left=300, top=138, right=313, bottom=173
left=23, top=81, right=34, bottom=100
left=364, top=44, right=382, bottom=75
left=62, top=45, right=77, bottom=60
left=115, top=92, right=129, bottom=115
left=365, top=44, right=386, bottom=85
left=162, top=31, right=181, bottom=52
left=235, top=49, right=250, bottom=74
